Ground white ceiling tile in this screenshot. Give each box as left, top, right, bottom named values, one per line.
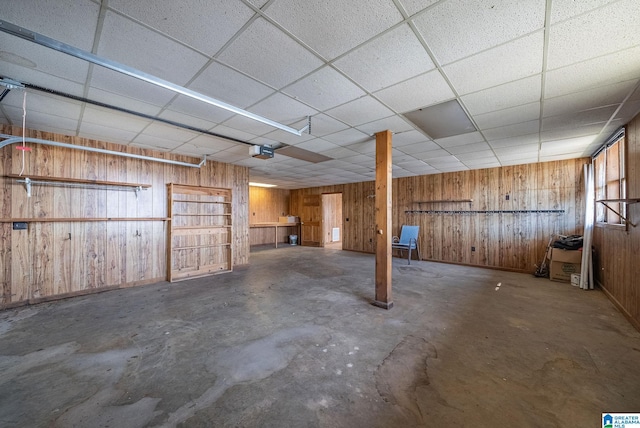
left=412, top=0, right=545, bottom=65
left=614, top=99, right=640, bottom=124
left=500, top=157, right=539, bottom=166
left=494, top=143, right=539, bottom=159
left=397, top=0, right=440, bottom=16
left=221, top=114, right=274, bottom=136
left=454, top=150, right=495, bottom=161
left=541, top=124, right=604, bottom=142
left=89, top=68, right=179, bottom=107
left=443, top=32, right=544, bottom=95
left=398, top=141, right=440, bottom=154
left=142, top=122, right=200, bottom=143
left=82, top=106, right=151, bottom=133
left=474, top=102, right=541, bottom=130
left=0, top=34, right=91, bottom=85
left=2, top=0, right=99, bottom=50
left=302, top=114, right=350, bottom=138
left=172, top=143, right=220, bottom=157
left=547, top=0, right=640, bottom=70
left=98, top=12, right=209, bottom=85
left=189, top=62, right=275, bottom=108
left=323, top=129, right=370, bottom=146
left=4, top=91, right=82, bottom=121
left=446, top=142, right=492, bottom=155
left=415, top=149, right=451, bottom=160
left=130, top=135, right=184, bottom=151
left=543, top=80, right=637, bottom=118
left=265, top=0, right=403, bottom=59
left=162, top=100, right=233, bottom=127
left=462, top=75, right=542, bottom=115
left=391, top=130, right=431, bottom=147
left=109, top=0, right=255, bottom=56
left=84, top=87, right=163, bottom=119
left=12, top=108, right=79, bottom=135
left=336, top=142, right=374, bottom=156
left=357, top=115, right=414, bottom=135
left=326, top=96, right=394, bottom=127
left=542, top=105, right=617, bottom=132
left=541, top=135, right=597, bottom=156
left=462, top=158, right=501, bottom=168
left=217, top=18, right=323, bottom=89
left=489, top=134, right=540, bottom=149
left=545, top=46, right=640, bottom=98
left=434, top=131, right=485, bottom=147
left=333, top=24, right=435, bottom=92
left=295, top=139, right=340, bottom=153
left=482, top=120, right=540, bottom=140
left=77, top=124, right=137, bottom=146
left=283, top=67, right=365, bottom=111
left=211, top=124, right=261, bottom=142
left=550, top=0, right=617, bottom=24
left=538, top=153, right=583, bottom=162
left=250, top=93, right=318, bottom=125
left=187, top=135, right=238, bottom=152
left=374, top=70, right=455, bottom=112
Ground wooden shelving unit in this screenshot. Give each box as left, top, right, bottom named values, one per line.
left=167, top=183, right=232, bottom=282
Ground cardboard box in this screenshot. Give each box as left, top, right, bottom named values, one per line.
left=279, top=216, right=299, bottom=224
left=549, top=248, right=582, bottom=282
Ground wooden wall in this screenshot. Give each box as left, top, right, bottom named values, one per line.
left=593, top=112, right=640, bottom=331
left=291, top=158, right=588, bottom=272
left=0, top=126, right=249, bottom=307
left=248, top=187, right=296, bottom=246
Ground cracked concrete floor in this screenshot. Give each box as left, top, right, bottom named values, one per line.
left=1, top=246, right=639, bottom=427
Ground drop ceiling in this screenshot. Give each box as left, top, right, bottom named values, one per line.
left=1, top=0, right=639, bottom=188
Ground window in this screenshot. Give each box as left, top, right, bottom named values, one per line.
left=594, top=129, right=626, bottom=225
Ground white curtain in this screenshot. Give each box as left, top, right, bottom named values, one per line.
left=580, top=164, right=595, bottom=290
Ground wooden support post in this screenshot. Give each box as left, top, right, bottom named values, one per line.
left=373, top=130, right=393, bottom=309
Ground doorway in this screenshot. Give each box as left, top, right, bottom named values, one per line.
left=322, top=193, right=342, bottom=250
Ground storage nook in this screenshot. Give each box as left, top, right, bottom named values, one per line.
left=168, top=184, right=232, bottom=281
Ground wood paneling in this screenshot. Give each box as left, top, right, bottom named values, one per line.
left=0, top=125, right=249, bottom=307
left=322, top=193, right=342, bottom=245
left=248, top=187, right=296, bottom=246
left=291, top=158, right=588, bottom=274
left=593, top=114, right=640, bottom=331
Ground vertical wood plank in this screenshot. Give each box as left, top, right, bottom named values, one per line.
left=374, top=130, right=392, bottom=309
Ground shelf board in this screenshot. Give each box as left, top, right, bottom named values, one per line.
left=173, top=213, right=231, bottom=216
left=172, top=199, right=231, bottom=204
left=596, top=198, right=640, bottom=203
left=1, top=217, right=170, bottom=223
left=5, top=174, right=151, bottom=188
left=415, top=199, right=473, bottom=204
left=172, top=243, right=231, bottom=250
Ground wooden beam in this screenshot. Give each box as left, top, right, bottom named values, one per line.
left=373, top=130, right=393, bottom=309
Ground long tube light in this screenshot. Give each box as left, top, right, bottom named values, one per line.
left=0, top=19, right=306, bottom=136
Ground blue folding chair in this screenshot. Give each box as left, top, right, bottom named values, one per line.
left=392, top=225, right=421, bottom=265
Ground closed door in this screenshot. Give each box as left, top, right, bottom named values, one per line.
left=301, top=194, right=322, bottom=246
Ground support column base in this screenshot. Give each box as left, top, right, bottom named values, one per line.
left=371, top=300, right=394, bottom=310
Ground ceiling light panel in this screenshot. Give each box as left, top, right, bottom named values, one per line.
left=412, top=0, right=545, bottom=65
left=374, top=70, right=454, bottom=113
left=333, top=24, right=435, bottom=92
left=217, top=18, right=323, bottom=89
left=108, top=0, right=255, bottom=56
left=404, top=99, right=476, bottom=139
left=264, top=0, right=403, bottom=59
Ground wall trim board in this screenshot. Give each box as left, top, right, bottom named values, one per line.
left=597, top=279, right=640, bottom=333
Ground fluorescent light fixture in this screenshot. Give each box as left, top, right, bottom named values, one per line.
left=249, top=182, right=277, bottom=188
left=0, top=19, right=307, bottom=136
left=404, top=99, right=476, bottom=139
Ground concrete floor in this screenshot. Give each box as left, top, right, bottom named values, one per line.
left=1, top=246, right=639, bottom=427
